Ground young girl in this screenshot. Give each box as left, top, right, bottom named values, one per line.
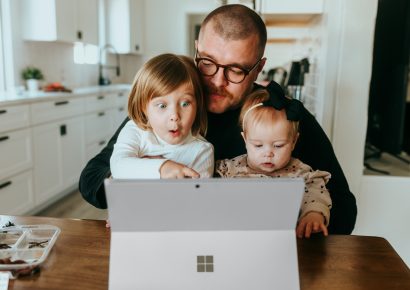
left=216, top=88, right=332, bottom=239
left=110, top=53, right=214, bottom=179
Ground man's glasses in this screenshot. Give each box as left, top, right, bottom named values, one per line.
left=195, top=50, right=262, bottom=84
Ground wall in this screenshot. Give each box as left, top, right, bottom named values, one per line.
left=8, top=0, right=140, bottom=90
left=143, top=0, right=219, bottom=61
left=355, top=176, right=410, bottom=267
left=328, top=0, right=376, bottom=195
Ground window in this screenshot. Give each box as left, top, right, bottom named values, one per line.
left=0, top=2, right=5, bottom=91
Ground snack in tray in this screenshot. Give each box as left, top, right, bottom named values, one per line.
left=0, top=225, right=60, bottom=279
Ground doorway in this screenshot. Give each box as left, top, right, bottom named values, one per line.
left=364, top=0, right=410, bottom=176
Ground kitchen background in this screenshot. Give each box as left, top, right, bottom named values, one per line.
left=0, top=0, right=409, bottom=266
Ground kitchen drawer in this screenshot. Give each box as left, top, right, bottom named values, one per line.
left=85, top=93, right=115, bottom=113
left=115, top=90, right=128, bottom=107
left=85, top=110, right=113, bottom=144
left=0, top=104, right=30, bottom=132
left=86, top=136, right=110, bottom=161
left=0, top=170, right=34, bottom=215
left=0, top=128, right=32, bottom=179
left=110, top=106, right=128, bottom=131
left=31, top=97, right=84, bottom=125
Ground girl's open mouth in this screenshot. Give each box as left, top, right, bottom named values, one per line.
left=169, top=129, right=181, bottom=137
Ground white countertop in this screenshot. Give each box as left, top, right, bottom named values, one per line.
left=0, top=84, right=132, bottom=106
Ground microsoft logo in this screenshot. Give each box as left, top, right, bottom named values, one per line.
left=197, top=255, right=214, bottom=272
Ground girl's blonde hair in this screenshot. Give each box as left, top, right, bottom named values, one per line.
left=128, top=53, right=207, bottom=136
left=239, top=89, right=299, bottom=138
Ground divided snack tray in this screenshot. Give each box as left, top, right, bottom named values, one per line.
left=0, top=225, right=60, bottom=270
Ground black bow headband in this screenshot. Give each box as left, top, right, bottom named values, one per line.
left=262, top=81, right=303, bottom=121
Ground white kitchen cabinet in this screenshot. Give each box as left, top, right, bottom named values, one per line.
left=105, top=0, right=145, bottom=54
left=84, top=91, right=127, bottom=161
left=1, top=85, right=129, bottom=214
left=84, top=92, right=118, bottom=161
left=32, top=116, right=85, bottom=205
left=256, top=0, right=324, bottom=14
left=21, top=0, right=99, bottom=45
left=112, top=90, right=128, bottom=129
left=31, top=97, right=85, bottom=126
left=0, top=104, right=30, bottom=132
left=0, top=171, right=34, bottom=215
left=85, top=110, right=113, bottom=146
left=111, top=107, right=127, bottom=131
left=84, top=93, right=115, bottom=113
left=0, top=129, right=32, bottom=179
left=76, top=0, right=99, bottom=45
left=0, top=103, right=34, bottom=215
left=85, top=138, right=109, bottom=162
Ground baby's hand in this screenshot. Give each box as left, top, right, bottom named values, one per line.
left=296, top=211, right=328, bottom=239
left=106, top=220, right=111, bottom=228
left=159, top=160, right=200, bottom=179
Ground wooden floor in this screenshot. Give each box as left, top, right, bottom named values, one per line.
left=364, top=152, right=410, bottom=177
left=36, top=190, right=108, bottom=220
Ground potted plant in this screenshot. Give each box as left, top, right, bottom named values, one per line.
left=21, top=66, right=44, bottom=92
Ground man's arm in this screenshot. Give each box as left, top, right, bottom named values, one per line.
left=293, top=109, right=357, bottom=234
left=79, top=117, right=129, bottom=209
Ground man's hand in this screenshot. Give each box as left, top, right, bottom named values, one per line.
left=159, top=160, right=200, bottom=179
left=296, top=211, right=328, bottom=239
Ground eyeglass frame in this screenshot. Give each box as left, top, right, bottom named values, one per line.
left=194, top=49, right=263, bottom=84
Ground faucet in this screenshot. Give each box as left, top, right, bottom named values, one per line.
left=98, top=44, right=120, bottom=86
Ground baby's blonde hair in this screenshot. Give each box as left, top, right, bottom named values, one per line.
left=239, top=89, right=299, bottom=138
left=128, top=53, right=207, bottom=136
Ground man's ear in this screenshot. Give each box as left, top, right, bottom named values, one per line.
left=241, top=131, right=246, bottom=141
left=253, top=57, right=267, bottom=82
left=257, top=57, right=267, bottom=74
left=195, top=40, right=198, bottom=50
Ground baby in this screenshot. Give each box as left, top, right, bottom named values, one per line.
left=216, top=87, right=332, bottom=238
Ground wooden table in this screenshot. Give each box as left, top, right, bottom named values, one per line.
left=1, top=215, right=409, bottom=290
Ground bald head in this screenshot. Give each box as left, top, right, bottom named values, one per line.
left=200, top=4, right=267, bottom=58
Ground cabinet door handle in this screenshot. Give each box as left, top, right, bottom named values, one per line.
left=77, top=30, right=82, bottom=40
left=135, top=44, right=140, bottom=51
left=97, top=95, right=105, bottom=100
left=55, top=101, right=69, bottom=106
left=119, top=108, right=124, bottom=112
left=60, top=124, right=67, bottom=136
left=98, top=112, right=105, bottom=117
left=0, top=136, right=9, bottom=142
left=0, top=181, right=12, bottom=190
left=99, top=140, right=106, bottom=146
left=0, top=109, right=7, bottom=114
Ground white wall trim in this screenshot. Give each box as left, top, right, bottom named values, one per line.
left=331, top=0, right=377, bottom=194
left=1, top=0, right=15, bottom=91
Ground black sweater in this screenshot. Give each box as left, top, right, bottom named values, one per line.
left=79, top=83, right=357, bottom=234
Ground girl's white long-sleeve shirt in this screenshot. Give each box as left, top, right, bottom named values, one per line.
left=110, top=120, right=214, bottom=179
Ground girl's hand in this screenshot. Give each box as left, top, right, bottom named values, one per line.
left=159, top=160, right=200, bottom=179
left=296, top=211, right=328, bottom=239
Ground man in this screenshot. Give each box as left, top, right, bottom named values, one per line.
left=79, top=4, right=357, bottom=234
